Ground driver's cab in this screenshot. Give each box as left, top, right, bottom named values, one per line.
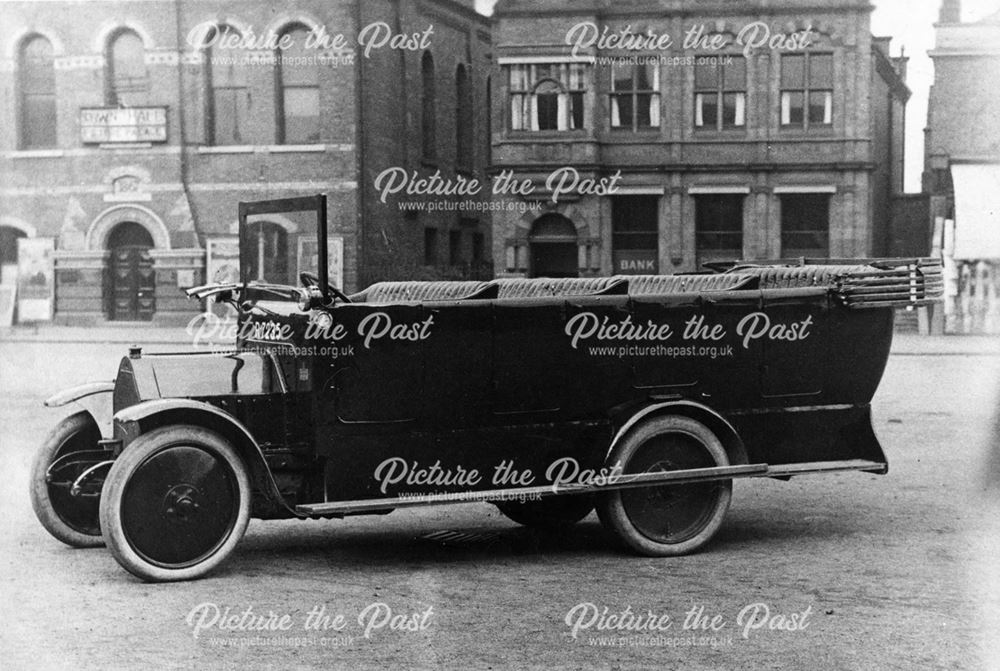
left=185, top=195, right=351, bottom=390
left=187, top=193, right=348, bottom=327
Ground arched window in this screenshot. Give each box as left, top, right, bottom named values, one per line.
left=106, top=29, right=148, bottom=106
left=508, top=63, right=586, bottom=131
left=485, top=75, right=492, bottom=167
left=245, top=221, right=289, bottom=284
left=18, top=35, right=57, bottom=149
left=205, top=25, right=249, bottom=145
left=421, top=52, right=436, bottom=159
left=276, top=25, right=320, bottom=144
left=455, top=64, right=473, bottom=168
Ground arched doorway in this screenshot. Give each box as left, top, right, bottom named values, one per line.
left=107, top=222, right=154, bottom=321
left=0, top=226, right=27, bottom=285
left=529, top=214, right=578, bottom=278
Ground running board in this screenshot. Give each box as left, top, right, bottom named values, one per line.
left=763, top=459, right=887, bottom=478
left=295, top=459, right=885, bottom=516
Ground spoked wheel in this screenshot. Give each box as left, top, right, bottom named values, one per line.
left=495, top=495, right=594, bottom=530
left=100, top=425, right=251, bottom=582
left=597, top=415, right=732, bottom=556
left=30, top=412, right=105, bottom=547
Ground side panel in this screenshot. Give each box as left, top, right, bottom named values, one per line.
left=729, top=405, right=887, bottom=467
left=306, top=291, right=894, bottom=504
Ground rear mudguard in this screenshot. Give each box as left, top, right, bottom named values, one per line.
left=610, top=400, right=750, bottom=467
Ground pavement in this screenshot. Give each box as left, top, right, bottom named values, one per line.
left=2, top=323, right=998, bottom=355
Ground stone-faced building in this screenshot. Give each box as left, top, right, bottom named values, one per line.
left=490, top=0, right=909, bottom=279
left=925, top=0, right=1000, bottom=261
left=0, top=0, right=491, bottom=324
left=923, top=0, right=1000, bottom=334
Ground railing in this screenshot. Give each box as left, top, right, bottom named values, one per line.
left=948, top=260, right=1000, bottom=334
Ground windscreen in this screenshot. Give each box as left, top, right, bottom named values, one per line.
left=238, top=195, right=331, bottom=289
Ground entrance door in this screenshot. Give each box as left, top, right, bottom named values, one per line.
left=530, top=243, right=578, bottom=278
left=107, top=223, right=155, bottom=321
left=0, top=226, right=26, bottom=285
left=529, top=214, right=578, bottom=278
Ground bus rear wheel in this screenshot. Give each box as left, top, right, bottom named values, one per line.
left=597, top=415, right=732, bottom=556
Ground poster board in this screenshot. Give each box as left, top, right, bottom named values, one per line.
left=0, top=285, right=15, bottom=327
left=297, top=236, right=344, bottom=290
left=16, top=238, right=54, bottom=322
left=206, top=237, right=240, bottom=317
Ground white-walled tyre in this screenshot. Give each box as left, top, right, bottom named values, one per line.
left=99, top=425, right=251, bottom=582
left=597, top=415, right=732, bottom=556
left=30, top=412, right=105, bottom=548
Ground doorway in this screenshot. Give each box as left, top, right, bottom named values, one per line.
left=1, top=226, right=27, bottom=286
left=107, top=222, right=155, bottom=321
left=529, top=214, right=578, bottom=278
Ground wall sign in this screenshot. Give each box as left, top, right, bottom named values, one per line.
left=80, top=107, right=168, bottom=144
left=613, top=249, right=658, bottom=275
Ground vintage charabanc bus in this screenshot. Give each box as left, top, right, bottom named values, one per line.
left=30, top=195, right=942, bottom=581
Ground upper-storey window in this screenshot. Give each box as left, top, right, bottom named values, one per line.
left=509, top=63, right=587, bottom=131
left=18, top=35, right=57, bottom=148
left=205, top=25, right=249, bottom=145
left=610, top=63, right=659, bottom=131
left=695, top=57, right=746, bottom=130
left=422, top=51, right=437, bottom=160
left=106, top=29, right=148, bottom=106
left=455, top=64, right=473, bottom=168
left=781, top=54, right=833, bottom=129
left=276, top=25, right=320, bottom=144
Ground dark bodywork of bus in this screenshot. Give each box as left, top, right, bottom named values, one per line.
left=32, top=195, right=942, bottom=581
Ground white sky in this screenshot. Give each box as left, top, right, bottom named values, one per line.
left=474, top=0, right=1000, bottom=193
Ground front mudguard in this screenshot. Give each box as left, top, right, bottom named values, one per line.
left=112, top=398, right=303, bottom=519
left=44, top=382, right=115, bottom=438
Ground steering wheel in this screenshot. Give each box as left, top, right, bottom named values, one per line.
left=299, top=272, right=352, bottom=304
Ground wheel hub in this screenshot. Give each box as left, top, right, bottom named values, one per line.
left=163, top=484, right=203, bottom=522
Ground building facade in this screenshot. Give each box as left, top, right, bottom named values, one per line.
left=489, top=0, right=909, bottom=279
left=0, top=0, right=491, bottom=325
left=924, top=0, right=1000, bottom=333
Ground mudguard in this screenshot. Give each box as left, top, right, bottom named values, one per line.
left=44, top=381, right=115, bottom=438
left=610, top=400, right=749, bottom=467
left=112, top=398, right=302, bottom=517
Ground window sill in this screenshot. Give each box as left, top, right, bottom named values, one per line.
left=7, top=149, right=65, bottom=159
left=506, top=130, right=591, bottom=141
left=693, top=127, right=748, bottom=134
left=97, top=142, right=153, bottom=150
left=268, top=144, right=327, bottom=153
left=777, top=126, right=836, bottom=136
left=197, top=145, right=256, bottom=154
left=608, top=128, right=661, bottom=135
left=195, top=144, right=329, bottom=155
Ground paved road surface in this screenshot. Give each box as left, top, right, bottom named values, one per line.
left=1, top=340, right=998, bottom=670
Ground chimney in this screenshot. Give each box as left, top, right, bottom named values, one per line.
left=872, top=35, right=892, bottom=56
left=893, top=55, right=908, bottom=81
left=939, top=0, right=961, bottom=24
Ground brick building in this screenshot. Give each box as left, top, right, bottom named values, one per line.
left=489, top=0, right=910, bottom=279
left=0, top=0, right=491, bottom=325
